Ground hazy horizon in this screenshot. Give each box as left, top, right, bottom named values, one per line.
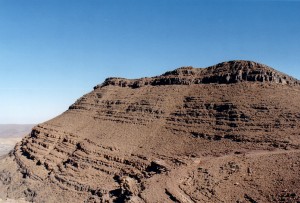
left=1, top=0, right=300, bottom=124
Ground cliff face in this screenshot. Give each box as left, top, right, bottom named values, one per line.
left=1, top=60, right=300, bottom=203
left=97, top=60, right=298, bottom=89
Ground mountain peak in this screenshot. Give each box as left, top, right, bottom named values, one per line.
left=96, top=60, right=299, bottom=89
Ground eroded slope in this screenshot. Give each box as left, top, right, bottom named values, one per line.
left=0, top=60, right=300, bottom=203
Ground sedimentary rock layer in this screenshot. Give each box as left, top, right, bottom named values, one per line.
left=0, top=60, right=300, bottom=203
left=97, top=61, right=298, bottom=89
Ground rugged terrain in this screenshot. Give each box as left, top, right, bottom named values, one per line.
left=0, top=60, right=300, bottom=203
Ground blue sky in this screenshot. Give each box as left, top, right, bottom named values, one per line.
left=0, top=0, right=299, bottom=124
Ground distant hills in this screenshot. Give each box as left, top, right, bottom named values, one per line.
left=0, top=124, right=35, bottom=138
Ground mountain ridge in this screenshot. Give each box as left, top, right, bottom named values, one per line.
left=1, top=60, right=300, bottom=203
left=96, top=60, right=299, bottom=89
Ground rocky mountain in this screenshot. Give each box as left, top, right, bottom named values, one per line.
left=0, top=60, right=300, bottom=203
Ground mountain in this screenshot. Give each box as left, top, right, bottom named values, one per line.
left=0, top=60, right=300, bottom=203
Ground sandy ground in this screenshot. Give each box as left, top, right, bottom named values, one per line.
left=0, top=138, right=21, bottom=157
left=0, top=138, right=22, bottom=146
left=0, top=198, right=29, bottom=203
left=0, top=125, right=34, bottom=157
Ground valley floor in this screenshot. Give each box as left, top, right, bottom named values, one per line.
left=0, top=138, right=21, bottom=157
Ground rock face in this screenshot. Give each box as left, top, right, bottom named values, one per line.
left=1, top=60, right=300, bottom=203
left=97, top=60, right=298, bottom=89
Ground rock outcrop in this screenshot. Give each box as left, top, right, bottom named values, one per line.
left=0, top=60, right=300, bottom=203
left=96, top=61, right=299, bottom=89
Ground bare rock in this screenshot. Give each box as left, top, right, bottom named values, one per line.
left=0, top=60, right=300, bottom=202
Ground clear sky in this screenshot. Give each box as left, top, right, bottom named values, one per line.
left=0, top=0, right=300, bottom=124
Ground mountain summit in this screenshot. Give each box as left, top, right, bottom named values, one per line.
left=1, top=61, right=300, bottom=203
left=97, top=60, right=299, bottom=89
